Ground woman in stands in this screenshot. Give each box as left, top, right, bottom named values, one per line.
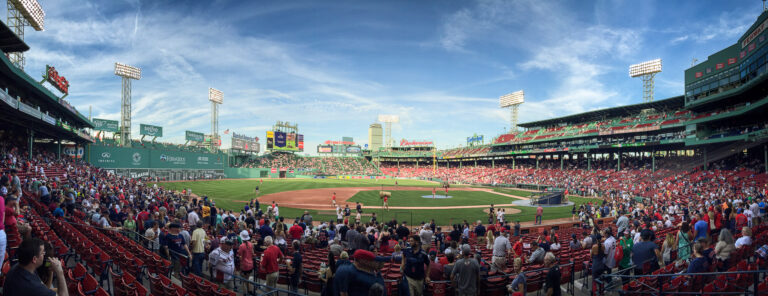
left=734, top=227, right=753, bottom=249
left=591, top=236, right=607, bottom=289
left=661, top=233, right=675, bottom=266
left=715, top=228, right=736, bottom=271
left=676, top=222, right=692, bottom=262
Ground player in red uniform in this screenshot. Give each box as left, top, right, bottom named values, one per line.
left=332, top=192, right=337, bottom=207
left=432, top=187, right=436, bottom=199
left=383, top=195, right=389, bottom=211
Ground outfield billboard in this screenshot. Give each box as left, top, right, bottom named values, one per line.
left=185, top=131, right=205, bottom=142
left=140, top=124, right=163, bottom=137
left=88, top=145, right=224, bottom=169
left=92, top=118, right=119, bottom=132
left=266, top=131, right=274, bottom=149
left=268, top=131, right=304, bottom=152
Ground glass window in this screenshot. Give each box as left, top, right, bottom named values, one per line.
left=758, top=56, right=765, bottom=67
left=720, top=77, right=729, bottom=87
left=693, top=87, right=701, bottom=95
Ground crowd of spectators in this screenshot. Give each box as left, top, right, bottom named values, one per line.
left=234, top=154, right=380, bottom=176
left=1, top=138, right=768, bottom=295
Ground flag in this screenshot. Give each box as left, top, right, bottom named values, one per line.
left=223, top=129, right=229, bottom=134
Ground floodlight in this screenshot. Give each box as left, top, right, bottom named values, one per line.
left=377, top=114, right=399, bottom=123
left=209, top=88, right=223, bottom=104
left=9, top=0, right=44, bottom=31
left=377, top=114, right=399, bottom=148
left=629, top=59, right=663, bottom=103
left=209, top=88, right=223, bottom=152
left=629, top=59, right=662, bottom=77
left=114, top=63, right=142, bottom=80
left=499, top=90, right=524, bottom=107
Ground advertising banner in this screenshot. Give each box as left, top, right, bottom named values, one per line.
left=90, top=146, right=150, bottom=168
left=318, top=146, right=332, bottom=153
left=63, top=145, right=84, bottom=158
left=275, top=131, right=286, bottom=147
left=140, top=124, right=163, bottom=137
left=266, top=131, right=274, bottom=149
left=185, top=131, right=205, bottom=142
left=271, top=168, right=277, bottom=173
left=93, top=118, right=120, bottom=132
left=89, top=145, right=224, bottom=169
left=346, top=146, right=361, bottom=153
left=298, top=134, right=304, bottom=150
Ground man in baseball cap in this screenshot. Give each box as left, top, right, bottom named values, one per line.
left=335, top=250, right=385, bottom=296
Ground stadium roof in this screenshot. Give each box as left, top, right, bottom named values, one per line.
left=0, top=21, right=29, bottom=53
left=519, top=95, right=685, bottom=128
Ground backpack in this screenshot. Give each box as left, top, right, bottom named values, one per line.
left=613, top=241, right=624, bottom=263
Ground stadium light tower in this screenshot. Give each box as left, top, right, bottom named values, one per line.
left=629, top=58, right=662, bottom=103
left=377, top=115, right=399, bottom=148
left=500, top=90, right=524, bottom=132
left=209, top=87, right=223, bottom=152
left=114, top=63, right=141, bottom=147
left=7, top=0, right=45, bottom=69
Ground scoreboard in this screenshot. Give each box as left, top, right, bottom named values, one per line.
left=231, top=133, right=259, bottom=152
left=267, top=131, right=304, bottom=152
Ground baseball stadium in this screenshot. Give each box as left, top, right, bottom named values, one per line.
left=1, top=1, right=768, bottom=296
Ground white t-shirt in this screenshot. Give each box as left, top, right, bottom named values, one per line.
left=188, top=211, right=200, bottom=226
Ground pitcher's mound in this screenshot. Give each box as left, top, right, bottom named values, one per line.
left=421, top=195, right=452, bottom=199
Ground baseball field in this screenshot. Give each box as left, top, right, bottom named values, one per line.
left=156, top=178, right=593, bottom=226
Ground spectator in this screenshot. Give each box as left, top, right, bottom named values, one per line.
left=693, top=213, right=709, bottom=241
left=402, top=236, right=431, bottom=296
left=661, top=233, right=675, bottom=266
left=336, top=250, right=384, bottom=296
left=686, top=241, right=709, bottom=274
left=544, top=252, right=560, bottom=296
left=631, top=229, right=660, bottom=275
left=618, top=233, right=634, bottom=285
left=734, top=227, right=752, bottom=248
left=616, top=214, right=629, bottom=236
left=0, top=193, right=5, bottom=271
left=535, top=205, right=543, bottom=225
left=528, top=242, right=545, bottom=265
left=569, top=234, right=581, bottom=250
left=145, top=221, right=160, bottom=253
left=238, top=230, right=255, bottom=294
left=419, top=224, right=433, bottom=247
left=260, top=236, right=284, bottom=291
left=3, top=237, right=68, bottom=296
left=288, top=240, right=303, bottom=292
left=427, top=250, right=443, bottom=280
left=507, top=258, right=526, bottom=295
left=164, top=223, right=190, bottom=275
left=451, top=245, right=481, bottom=296
left=190, top=221, right=207, bottom=276
left=591, top=237, right=607, bottom=285
left=714, top=228, right=736, bottom=266
left=676, top=222, right=692, bottom=261
left=209, top=238, right=235, bottom=287
left=288, top=219, right=303, bottom=240
left=493, top=232, right=512, bottom=271
left=320, top=251, right=337, bottom=296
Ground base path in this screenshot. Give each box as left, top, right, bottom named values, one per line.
left=255, top=186, right=527, bottom=210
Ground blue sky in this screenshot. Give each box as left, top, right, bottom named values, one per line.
left=16, top=0, right=766, bottom=153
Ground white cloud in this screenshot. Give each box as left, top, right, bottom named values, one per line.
left=437, top=0, right=641, bottom=124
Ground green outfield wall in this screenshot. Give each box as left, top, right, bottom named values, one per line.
left=87, top=145, right=226, bottom=169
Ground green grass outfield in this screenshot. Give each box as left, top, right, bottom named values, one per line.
left=156, top=178, right=593, bottom=226
left=346, top=190, right=521, bottom=207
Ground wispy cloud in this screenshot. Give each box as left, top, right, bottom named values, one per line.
left=436, top=0, right=642, bottom=123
